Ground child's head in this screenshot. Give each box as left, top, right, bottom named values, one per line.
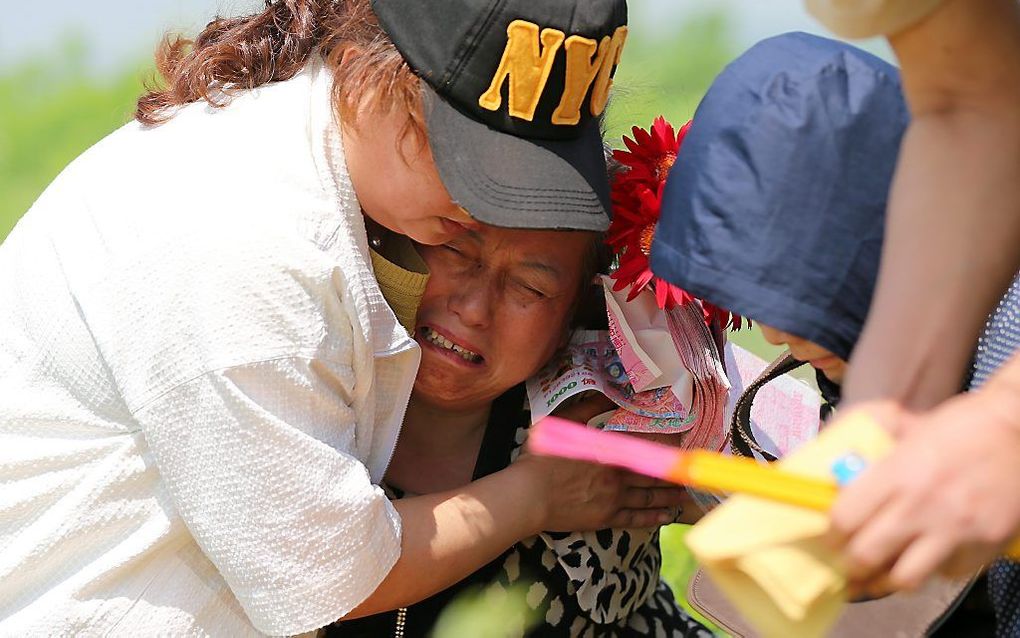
left=758, top=325, right=848, bottom=382
left=649, top=32, right=909, bottom=385
left=137, top=0, right=628, bottom=244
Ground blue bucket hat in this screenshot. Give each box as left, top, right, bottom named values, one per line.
left=649, top=32, right=908, bottom=361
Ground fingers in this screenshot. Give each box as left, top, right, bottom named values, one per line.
left=620, top=473, right=680, bottom=489
left=829, top=460, right=901, bottom=575
left=622, top=485, right=687, bottom=511
left=839, top=495, right=917, bottom=582
left=608, top=508, right=675, bottom=529
left=608, top=475, right=687, bottom=528
left=674, top=499, right=706, bottom=524
left=829, top=456, right=901, bottom=540
left=846, top=574, right=896, bottom=602
left=887, top=534, right=957, bottom=591
left=848, top=531, right=995, bottom=594
left=827, top=411, right=910, bottom=554
left=826, top=395, right=1020, bottom=597
left=895, top=535, right=999, bottom=587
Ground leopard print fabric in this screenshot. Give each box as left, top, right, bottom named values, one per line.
left=497, top=421, right=714, bottom=637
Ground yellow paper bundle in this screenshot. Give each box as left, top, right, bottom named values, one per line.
left=685, top=414, right=894, bottom=638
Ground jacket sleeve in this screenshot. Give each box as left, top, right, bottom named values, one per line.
left=134, top=355, right=401, bottom=636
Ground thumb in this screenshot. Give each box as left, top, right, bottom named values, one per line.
left=837, top=400, right=912, bottom=438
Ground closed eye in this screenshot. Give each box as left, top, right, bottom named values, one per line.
left=442, top=244, right=472, bottom=262
left=439, top=244, right=481, bottom=272
left=514, top=280, right=548, bottom=300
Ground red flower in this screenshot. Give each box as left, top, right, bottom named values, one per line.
left=702, top=300, right=746, bottom=332
left=614, top=117, right=689, bottom=187
left=606, top=180, right=660, bottom=250
left=607, top=116, right=746, bottom=331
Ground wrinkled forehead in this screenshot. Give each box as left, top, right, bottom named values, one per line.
left=462, top=225, right=594, bottom=273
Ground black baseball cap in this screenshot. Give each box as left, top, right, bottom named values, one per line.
left=371, top=0, right=629, bottom=232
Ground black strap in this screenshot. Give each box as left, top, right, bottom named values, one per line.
left=729, top=351, right=808, bottom=462
left=472, top=383, right=527, bottom=480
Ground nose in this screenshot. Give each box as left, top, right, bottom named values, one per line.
left=759, top=324, right=794, bottom=347
left=448, top=274, right=493, bottom=329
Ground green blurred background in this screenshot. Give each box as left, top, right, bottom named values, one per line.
left=0, top=1, right=890, bottom=245
left=0, top=2, right=890, bottom=634
left=0, top=2, right=854, bottom=364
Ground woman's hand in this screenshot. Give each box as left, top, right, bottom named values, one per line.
left=539, top=392, right=693, bottom=529
left=513, top=453, right=686, bottom=532
left=830, top=372, right=1020, bottom=593
left=521, top=392, right=688, bottom=533
left=627, top=431, right=704, bottom=524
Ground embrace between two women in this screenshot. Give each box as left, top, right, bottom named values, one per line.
left=0, top=0, right=909, bottom=635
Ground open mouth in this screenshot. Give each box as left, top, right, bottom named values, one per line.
left=419, top=326, right=484, bottom=365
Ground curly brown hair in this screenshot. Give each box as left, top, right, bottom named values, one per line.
left=136, top=0, right=423, bottom=141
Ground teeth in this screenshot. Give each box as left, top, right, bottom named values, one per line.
left=421, top=327, right=482, bottom=362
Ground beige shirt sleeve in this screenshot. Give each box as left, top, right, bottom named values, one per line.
left=805, top=0, right=945, bottom=38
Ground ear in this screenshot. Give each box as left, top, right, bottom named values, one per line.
left=339, top=44, right=362, bottom=67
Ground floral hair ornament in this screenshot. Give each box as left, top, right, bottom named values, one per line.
left=608, top=116, right=746, bottom=331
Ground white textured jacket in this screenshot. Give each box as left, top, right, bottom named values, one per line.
left=0, top=58, right=418, bottom=636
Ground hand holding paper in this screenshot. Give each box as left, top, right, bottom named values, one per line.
left=528, top=414, right=1020, bottom=637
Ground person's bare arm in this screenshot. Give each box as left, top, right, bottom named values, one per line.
left=343, top=434, right=683, bottom=619
left=842, top=0, right=1020, bottom=409
left=808, top=0, right=1020, bottom=594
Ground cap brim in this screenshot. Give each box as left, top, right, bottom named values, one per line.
left=422, top=83, right=610, bottom=232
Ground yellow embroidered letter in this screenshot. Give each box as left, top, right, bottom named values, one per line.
left=589, top=26, right=628, bottom=116
left=478, top=20, right=566, bottom=121
left=551, top=35, right=608, bottom=125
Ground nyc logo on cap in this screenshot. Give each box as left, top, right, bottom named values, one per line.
left=478, top=20, right=628, bottom=126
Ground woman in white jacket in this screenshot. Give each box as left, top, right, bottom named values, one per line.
left=0, top=0, right=676, bottom=635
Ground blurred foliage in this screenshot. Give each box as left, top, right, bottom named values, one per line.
left=661, top=525, right=725, bottom=634
left=605, top=10, right=734, bottom=140
left=432, top=583, right=541, bottom=638
left=0, top=12, right=739, bottom=245
left=0, top=37, right=151, bottom=241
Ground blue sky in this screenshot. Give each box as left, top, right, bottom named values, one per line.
left=1, top=0, right=891, bottom=75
